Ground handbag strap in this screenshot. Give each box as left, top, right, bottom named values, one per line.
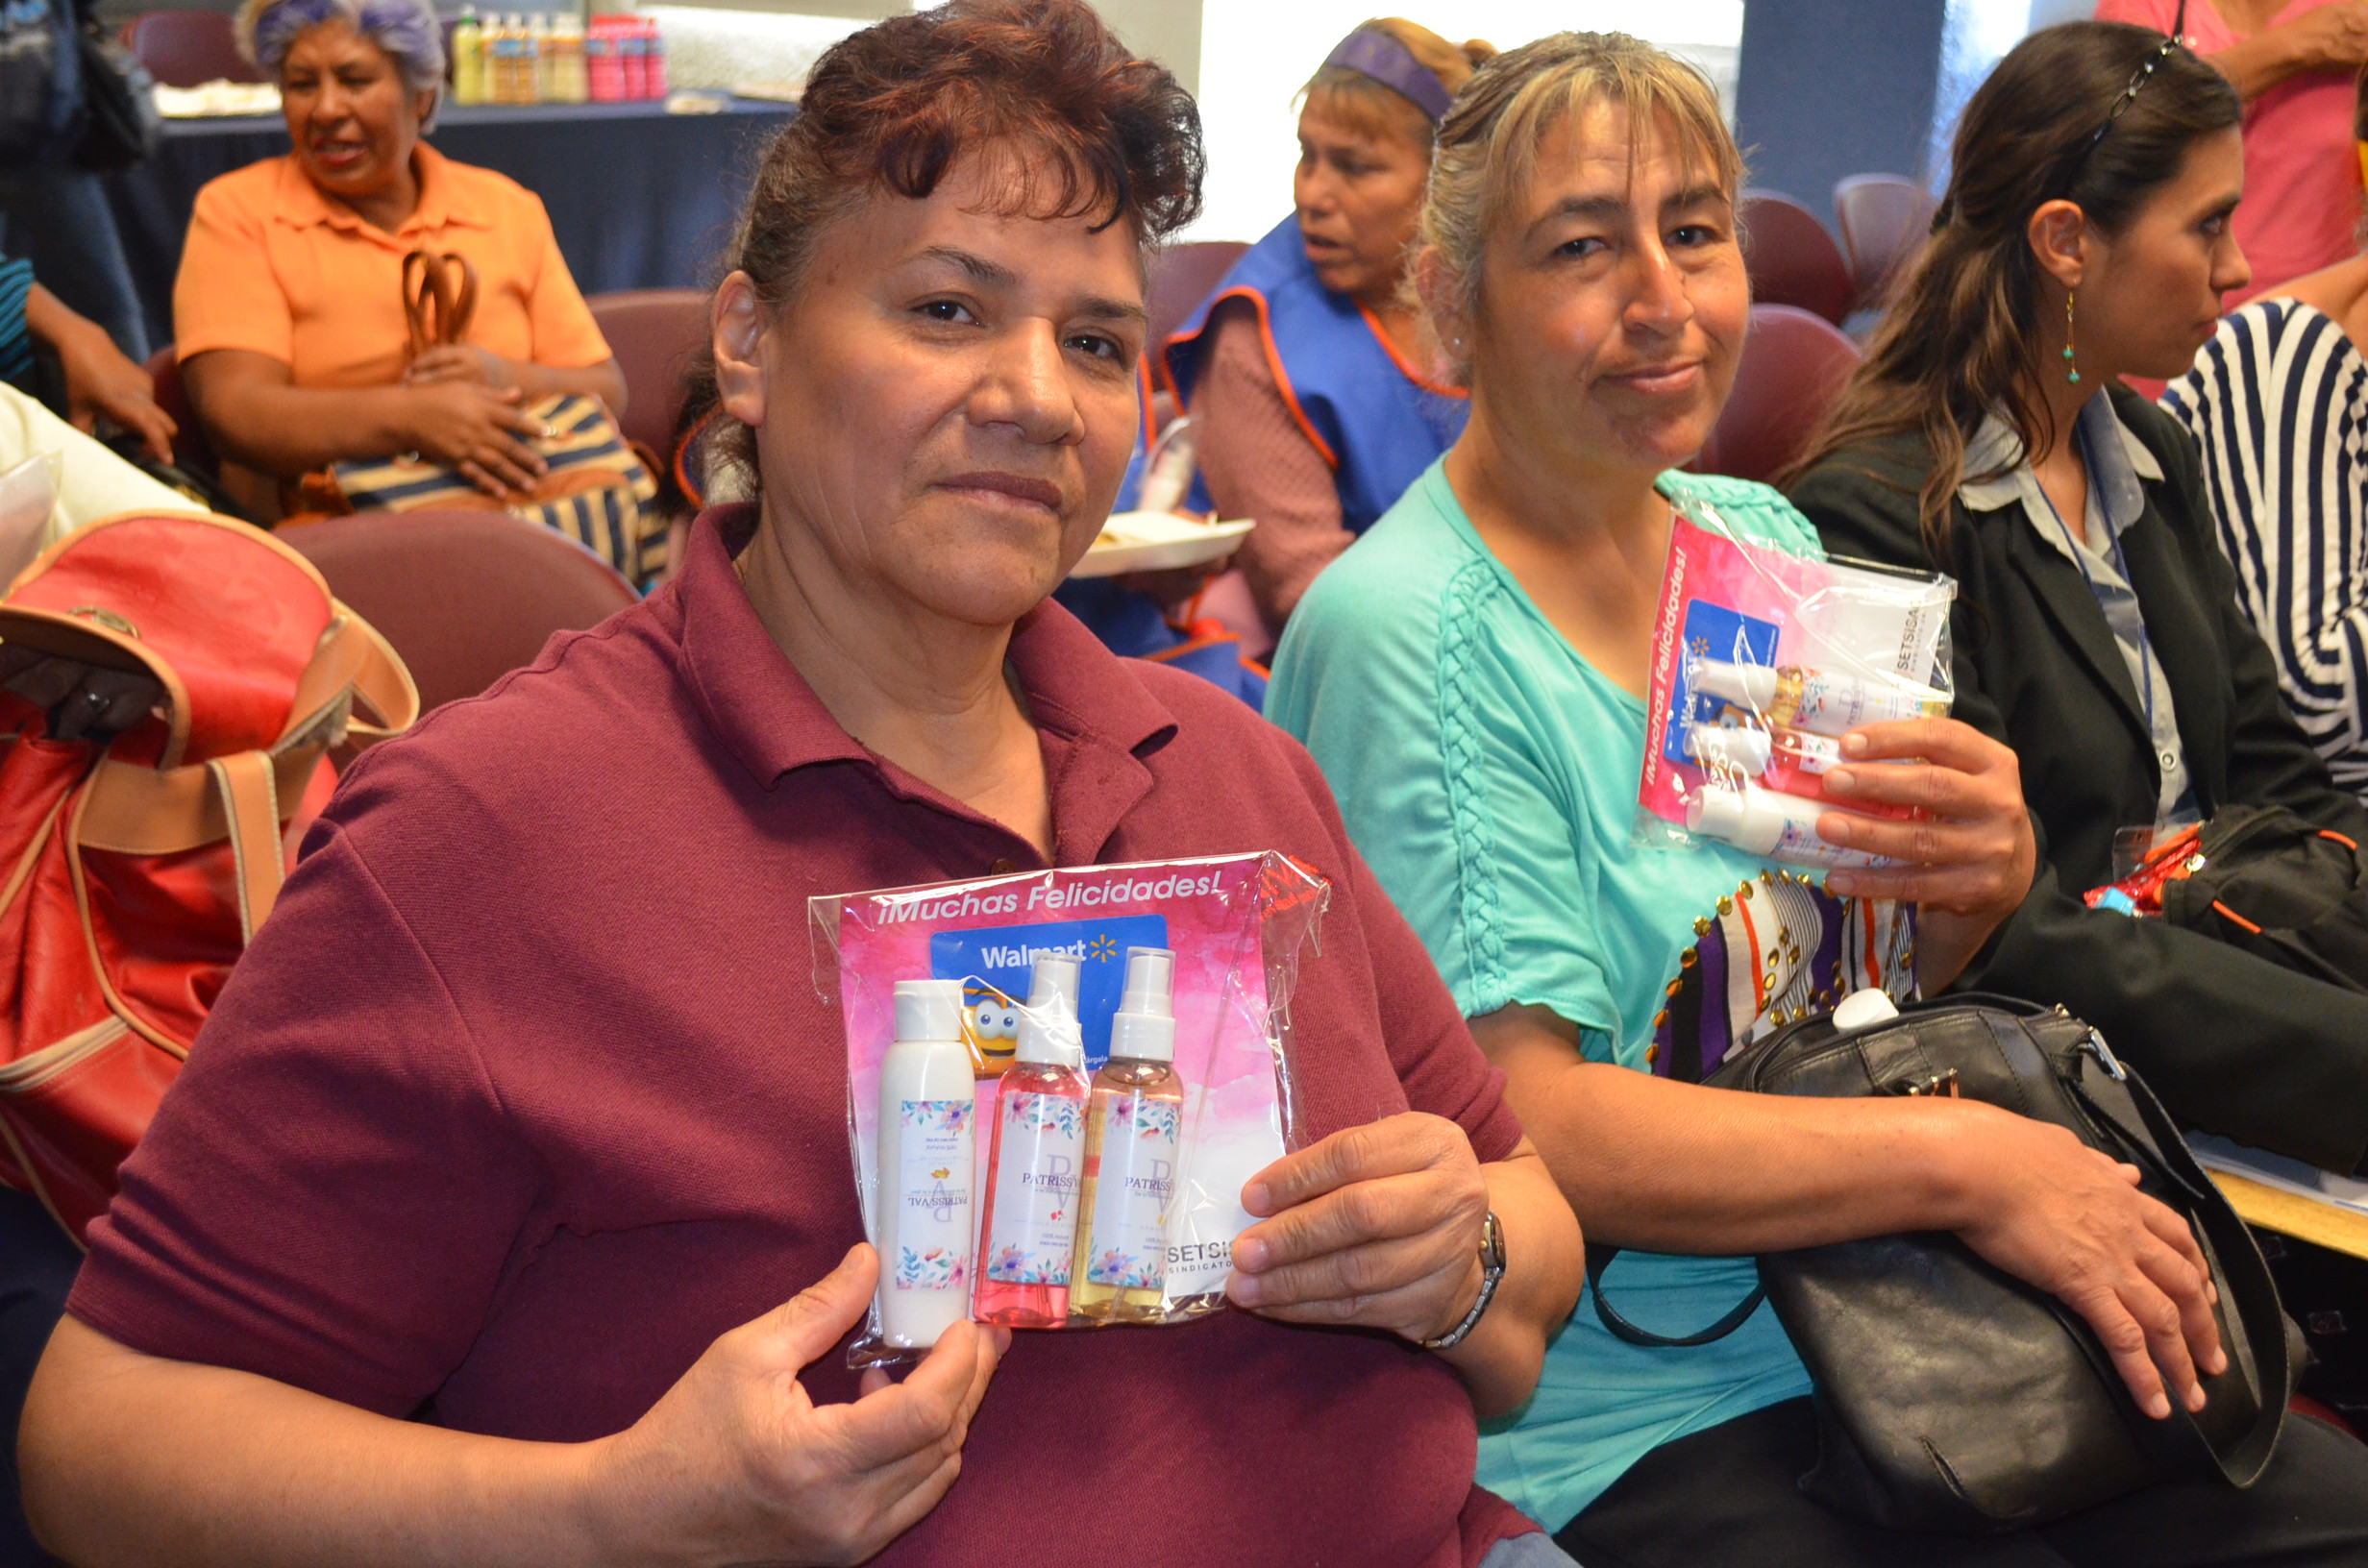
left=2063, top=1051, right=2290, bottom=1491
left=207, top=750, right=283, bottom=943
left=402, top=250, right=479, bottom=360
left=71, top=612, right=419, bottom=858
left=1585, top=1244, right=1767, bottom=1347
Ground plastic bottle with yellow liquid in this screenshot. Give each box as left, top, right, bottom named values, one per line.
left=450, top=8, right=485, bottom=106
left=1070, top=947, right=1183, bottom=1323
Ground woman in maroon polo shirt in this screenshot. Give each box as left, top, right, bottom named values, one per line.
left=16, top=4, right=1584, bottom=1566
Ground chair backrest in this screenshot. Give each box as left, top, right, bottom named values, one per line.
left=143, top=346, right=220, bottom=478
left=1147, top=240, right=1250, bottom=358
left=126, top=10, right=264, bottom=88
left=586, top=288, right=711, bottom=459
left=1694, top=305, right=1862, bottom=485
left=1737, top=190, right=1856, bottom=327
left=1834, top=175, right=1937, bottom=312
left=277, top=510, right=637, bottom=721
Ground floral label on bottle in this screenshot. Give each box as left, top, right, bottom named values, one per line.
left=897, top=1097, right=972, bottom=1291
left=984, top=1090, right=1086, bottom=1285
left=1085, top=1092, right=1180, bottom=1289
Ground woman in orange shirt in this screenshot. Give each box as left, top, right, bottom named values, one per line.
left=179, top=0, right=626, bottom=515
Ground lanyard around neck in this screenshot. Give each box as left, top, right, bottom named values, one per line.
left=2035, top=423, right=2158, bottom=736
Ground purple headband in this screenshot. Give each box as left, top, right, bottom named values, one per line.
left=1321, top=27, right=1452, bottom=122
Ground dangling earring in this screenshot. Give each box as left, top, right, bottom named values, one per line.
left=2064, top=289, right=2082, bottom=385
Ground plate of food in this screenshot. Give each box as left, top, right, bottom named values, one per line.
left=1070, top=512, right=1254, bottom=578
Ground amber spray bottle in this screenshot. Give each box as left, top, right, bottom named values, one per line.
left=1071, top=946, right=1183, bottom=1323
left=974, top=953, right=1090, bottom=1327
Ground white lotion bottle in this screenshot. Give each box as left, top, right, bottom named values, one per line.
left=875, top=978, right=977, bottom=1350
left=1685, top=722, right=1847, bottom=778
left=1687, top=782, right=1893, bottom=870
left=1693, top=660, right=1946, bottom=738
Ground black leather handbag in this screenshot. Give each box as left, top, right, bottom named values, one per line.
left=1590, top=994, right=2296, bottom=1534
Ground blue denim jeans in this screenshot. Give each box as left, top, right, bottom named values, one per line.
left=0, top=166, right=150, bottom=361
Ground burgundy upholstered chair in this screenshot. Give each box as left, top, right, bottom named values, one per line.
left=1736, top=190, right=1857, bottom=328
left=279, top=509, right=637, bottom=725
left=1693, top=305, right=1862, bottom=486
left=1834, top=175, right=1938, bottom=312
left=585, top=288, right=711, bottom=461
left=124, top=11, right=264, bottom=87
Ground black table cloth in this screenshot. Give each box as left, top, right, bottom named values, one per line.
left=103, top=97, right=796, bottom=352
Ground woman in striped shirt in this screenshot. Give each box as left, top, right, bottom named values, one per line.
left=2164, top=210, right=2368, bottom=791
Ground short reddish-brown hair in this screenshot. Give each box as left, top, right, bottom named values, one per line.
left=676, top=0, right=1203, bottom=502
left=731, top=0, right=1202, bottom=307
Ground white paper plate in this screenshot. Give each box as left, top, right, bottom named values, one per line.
left=1070, top=512, right=1254, bottom=578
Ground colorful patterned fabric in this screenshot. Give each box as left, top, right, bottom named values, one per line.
left=328, top=391, right=661, bottom=585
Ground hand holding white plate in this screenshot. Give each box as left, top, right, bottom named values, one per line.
left=1070, top=512, right=1255, bottom=579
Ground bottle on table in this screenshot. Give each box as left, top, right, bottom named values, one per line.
left=619, top=14, right=647, bottom=100
left=641, top=14, right=667, bottom=97
left=553, top=13, right=587, bottom=103
left=528, top=12, right=553, bottom=104
left=586, top=14, right=622, bottom=101
left=450, top=8, right=483, bottom=106
left=976, top=954, right=1091, bottom=1329
left=875, top=978, right=978, bottom=1352
left=488, top=14, right=518, bottom=104
left=506, top=13, right=536, bottom=105
left=1071, top=946, right=1183, bottom=1324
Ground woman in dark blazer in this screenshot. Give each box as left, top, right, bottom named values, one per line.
left=1790, top=22, right=2368, bottom=1178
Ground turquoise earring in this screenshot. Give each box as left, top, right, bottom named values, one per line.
left=2064, top=289, right=2081, bottom=385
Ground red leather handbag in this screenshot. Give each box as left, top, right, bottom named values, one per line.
left=0, top=511, right=417, bottom=1239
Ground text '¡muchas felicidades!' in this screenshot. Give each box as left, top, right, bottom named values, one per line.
left=879, top=871, right=1232, bottom=925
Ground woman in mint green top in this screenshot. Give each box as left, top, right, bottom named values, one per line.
left=1269, top=32, right=2233, bottom=1568
left=1271, top=459, right=1836, bottom=1523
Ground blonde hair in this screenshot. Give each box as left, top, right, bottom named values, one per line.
left=1417, top=32, right=1741, bottom=339
left=1301, top=17, right=1494, bottom=152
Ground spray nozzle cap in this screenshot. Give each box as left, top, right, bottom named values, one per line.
left=1693, top=659, right=1780, bottom=712
left=892, top=978, right=966, bottom=1043
left=1684, top=722, right=1771, bottom=776
left=1107, top=945, right=1176, bottom=1063
left=1687, top=782, right=1748, bottom=842
left=1016, top=952, right=1085, bottom=1066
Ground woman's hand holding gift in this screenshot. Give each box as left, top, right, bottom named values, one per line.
left=589, top=1243, right=1008, bottom=1566
left=1224, top=1111, right=1492, bottom=1343
left=1813, top=715, right=2037, bottom=989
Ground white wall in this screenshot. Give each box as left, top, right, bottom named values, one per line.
left=1186, top=0, right=1747, bottom=244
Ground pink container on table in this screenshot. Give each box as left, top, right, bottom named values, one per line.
left=619, top=17, right=647, bottom=100
left=586, top=15, right=623, bottom=102
left=642, top=16, right=666, bottom=97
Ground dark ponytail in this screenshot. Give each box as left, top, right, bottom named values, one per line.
left=1786, top=21, right=2237, bottom=559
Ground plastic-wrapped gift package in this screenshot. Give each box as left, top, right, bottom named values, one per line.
left=1639, top=484, right=1958, bottom=870
left=811, top=853, right=1330, bottom=1366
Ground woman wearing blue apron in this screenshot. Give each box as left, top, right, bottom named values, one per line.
left=1168, top=18, right=1489, bottom=635
left=1057, top=19, right=1488, bottom=698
